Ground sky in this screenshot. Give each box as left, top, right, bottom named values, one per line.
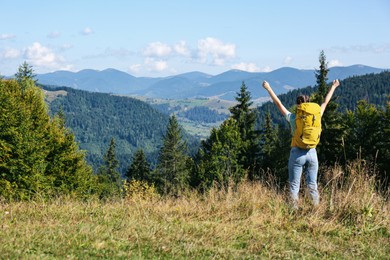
left=1, top=0, right=389, bottom=77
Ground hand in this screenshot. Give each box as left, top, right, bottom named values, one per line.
left=262, top=80, right=271, bottom=91
left=332, top=79, right=340, bottom=88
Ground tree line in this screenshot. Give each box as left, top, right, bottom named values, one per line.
left=1, top=54, right=389, bottom=200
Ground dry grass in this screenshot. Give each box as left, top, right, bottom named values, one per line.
left=1, top=161, right=389, bottom=259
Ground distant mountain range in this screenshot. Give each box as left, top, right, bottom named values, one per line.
left=36, top=65, right=387, bottom=100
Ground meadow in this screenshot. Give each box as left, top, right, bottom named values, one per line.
left=1, top=160, right=388, bottom=259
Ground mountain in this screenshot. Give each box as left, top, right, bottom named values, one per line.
left=173, top=71, right=212, bottom=81
left=36, top=65, right=387, bottom=100
left=327, top=64, right=384, bottom=80
left=38, top=68, right=159, bottom=93
left=139, top=76, right=199, bottom=99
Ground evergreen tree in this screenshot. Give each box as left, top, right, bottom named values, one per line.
left=342, top=100, right=389, bottom=188
left=378, top=98, right=390, bottom=187
left=311, top=51, right=344, bottom=164
left=156, top=115, right=190, bottom=195
left=273, top=127, right=291, bottom=185
left=15, top=61, right=37, bottom=95
left=45, top=110, right=94, bottom=195
left=343, top=101, right=381, bottom=162
left=96, top=138, right=121, bottom=198
left=103, top=138, right=120, bottom=184
left=259, top=111, right=279, bottom=172
left=229, top=81, right=259, bottom=180
left=0, top=67, right=95, bottom=200
left=0, top=79, right=49, bottom=199
left=312, top=51, right=329, bottom=104
left=15, top=61, right=37, bottom=83
left=125, top=149, right=151, bottom=183
left=257, top=111, right=291, bottom=185
left=196, top=118, right=245, bottom=190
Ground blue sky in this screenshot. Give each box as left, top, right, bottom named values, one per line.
left=1, top=0, right=389, bottom=77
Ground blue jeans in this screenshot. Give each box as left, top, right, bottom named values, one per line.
left=288, top=147, right=319, bottom=207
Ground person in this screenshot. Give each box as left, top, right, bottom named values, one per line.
left=262, top=79, right=340, bottom=208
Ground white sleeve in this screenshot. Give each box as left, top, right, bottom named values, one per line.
left=285, top=111, right=292, bottom=123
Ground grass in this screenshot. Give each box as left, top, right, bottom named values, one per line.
left=180, top=120, right=221, bottom=139
left=1, top=161, right=389, bottom=259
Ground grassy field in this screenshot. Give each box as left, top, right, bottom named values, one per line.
left=138, top=97, right=236, bottom=139
left=1, top=162, right=389, bottom=259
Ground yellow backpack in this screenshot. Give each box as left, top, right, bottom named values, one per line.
left=291, top=102, right=322, bottom=149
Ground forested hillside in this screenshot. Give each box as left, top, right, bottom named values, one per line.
left=256, top=71, right=390, bottom=127
left=44, top=85, right=198, bottom=175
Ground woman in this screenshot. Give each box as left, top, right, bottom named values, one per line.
left=262, top=79, right=340, bottom=208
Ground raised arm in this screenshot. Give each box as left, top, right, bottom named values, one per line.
left=262, top=81, right=289, bottom=116
left=320, top=79, right=340, bottom=115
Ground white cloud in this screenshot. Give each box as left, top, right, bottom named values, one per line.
left=81, top=27, right=94, bottom=36
left=231, top=62, right=260, bottom=72
left=284, top=56, right=293, bottom=65
left=129, top=54, right=177, bottom=75
left=329, top=59, right=343, bottom=67
left=143, top=42, right=172, bottom=57
left=25, top=42, right=59, bottom=65
left=128, top=64, right=142, bottom=74
left=174, top=41, right=190, bottom=56
left=47, top=31, right=60, bottom=39
left=24, top=42, right=72, bottom=70
left=259, top=66, right=272, bottom=72
left=145, top=57, right=168, bottom=72
left=135, top=38, right=237, bottom=74
left=0, top=34, right=16, bottom=40
left=197, top=37, right=236, bottom=65
left=2, top=48, right=21, bottom=59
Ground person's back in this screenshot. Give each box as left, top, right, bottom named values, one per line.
left=261, top=80, right=340, bottom=208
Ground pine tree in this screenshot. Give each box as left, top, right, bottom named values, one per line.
left=0, top=65, right=96, bottom=199
left=45, top=109, right=94, bottom=195
left=0, top=78, right=51, bottom=199
left=341, top=98, right=389, bottom=189
left=229, top=81, right=259, bottom=180
left=15, top=61, right=37, bottom=82
left=15, top=61, right=37, bottom=95
left=311, top=51, right=344, bottom=164
left=378, top=98, right=390, bottom=187
left=96, top=138, right=121, bottom=198
left=259, top=111, right=279, bottom=172
left=125, top=149, right=151, bottom=183
left=343, top=101, right=381, bottom=161
left=156, top=115, right=190, bottom=195
left=196, top=118, right=244, bottom=190
left=312, top=51, right=329, bottom=104
left=103, top=138, right=120, bottom=184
